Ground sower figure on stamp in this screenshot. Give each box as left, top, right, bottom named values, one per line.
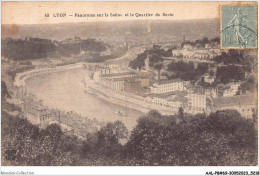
left=228, top=8, right=251, bottom=45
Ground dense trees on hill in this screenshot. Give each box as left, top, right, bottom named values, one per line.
left=87, top=47, right=128, bottom=63
left=214, top=49, right=245, bottom=65
left=211, top=49, right=257, bottom=85
left=2, top=103, right=257, bottom=166
left=129, top=51, right=147, bottom=70
left=181, top=37, right=220, bottom=48
left=167, top=61, right=208, bottom=81
left=2, top=38, right=56, bottom=60
left=213, top=49, right=257, bottom=73
left=241, top=75, right=257, bottom=93
left=216, top=65, right=245, bottom=84
left=129, top=44, right=172, bottom=71
left=123, top=110, right=257, bottom=166
left=1, top=38, right=107, bottom=60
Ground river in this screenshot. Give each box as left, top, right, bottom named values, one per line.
left=25, top=68, right=144, bottom=130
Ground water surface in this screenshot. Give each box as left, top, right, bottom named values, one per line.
left=25, top=68, right=143, bottom=130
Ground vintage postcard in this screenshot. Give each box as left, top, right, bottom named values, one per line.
left=1, top=1, right=259, bottom=175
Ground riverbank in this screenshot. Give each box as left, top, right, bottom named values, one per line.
left=13, top=62, right=85, bottom=87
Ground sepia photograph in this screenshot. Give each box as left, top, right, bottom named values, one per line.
left=1, top=1, right=259, bottom=174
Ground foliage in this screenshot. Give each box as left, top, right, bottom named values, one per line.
left=181, top=37, right=220, bottom=48
left=213, top=49, right=257, bottom=74
left=123, top=109, right=257, bottom=166
left=167, top=61, right=208, bottom=81
left=216, top=65, right=244, bottom=84
left=2, top=103, right=257, bottom=166
left=129, top=51, right=147, bottom=70
left=86, top=47, right=128, bottom=63
left=240, top=75, right=257, bottom=93
left=128, top=44, right=172, bottom=70
left=1, top=81, right=11, bottom=98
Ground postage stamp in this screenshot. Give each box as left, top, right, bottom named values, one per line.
left=221, top=5, right=257, bottom=49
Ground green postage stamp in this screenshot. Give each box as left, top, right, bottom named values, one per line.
left=221, top=5, right=257, bottom=49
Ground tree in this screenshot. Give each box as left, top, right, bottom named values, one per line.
left=202, top=37, right=210, bottom=44
left=154, top=63, right=164, bottom=80
left=178, top=107, right=184, bottom=118
left=45, top=124, right=62, bottom=140
left=128, top=52, right=147, bottom=70
left=1, top=81, right=11, bottom=98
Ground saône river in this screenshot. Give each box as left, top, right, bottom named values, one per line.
left=25, top=68, right=143, bottom=130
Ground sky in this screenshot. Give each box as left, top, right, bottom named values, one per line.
left=1, top=1, right=256, bottom=24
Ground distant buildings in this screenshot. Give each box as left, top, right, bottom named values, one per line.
left=31, top=60, right=50, bottom=68
left=172, top=43, right=222, bottom=60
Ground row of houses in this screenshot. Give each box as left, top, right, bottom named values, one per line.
left=145, top=89, right=255, bottom=118
left=150, top=79, right=188, bottom=94
left=172, top=48, right=222, bottom=60
left=145, top=91, right=187, bottom=109
left=92, top=67, right=255, bottom=118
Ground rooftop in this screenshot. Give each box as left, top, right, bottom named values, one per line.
left=148, top=90, right=187, bottom=102
left=101, top=71, right=136, bottom=78
left=124, top=77, right=142, bottom=83
left=154, top=78, right=184, bottom=85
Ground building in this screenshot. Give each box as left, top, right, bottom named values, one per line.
left=204, top=88, right=217, bottom=98
left=203, top=75, right=215, bottom=85
left=187, top=93, right=207, bottom=114
left=101, top=77, right=125, bottom=91
left=139, top=75, right=150, bottom=88
left=221, top=82, right=240, bottom=97
left=172, top=48, right=221, bottom=60
left=146, top=91, right=187, bottom=109
left=124, top=77, right=142, bottom=93
left=99, top=71, right=150, bottom=91
left=26, top=104, right=55, bottom=126
left=144, top=57, right=150, bottom=70
left=183, top=43, right=193, bottom=49
left=99, top=72, right=136, bottom=89
left=212, top=94, right=256, bottom=119
left=100, top=71, right=136, bottom=80
left=150, top=79, right=187, bottom=94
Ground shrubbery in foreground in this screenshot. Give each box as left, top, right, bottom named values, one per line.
left=1, top=108, right=257, bottom=166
